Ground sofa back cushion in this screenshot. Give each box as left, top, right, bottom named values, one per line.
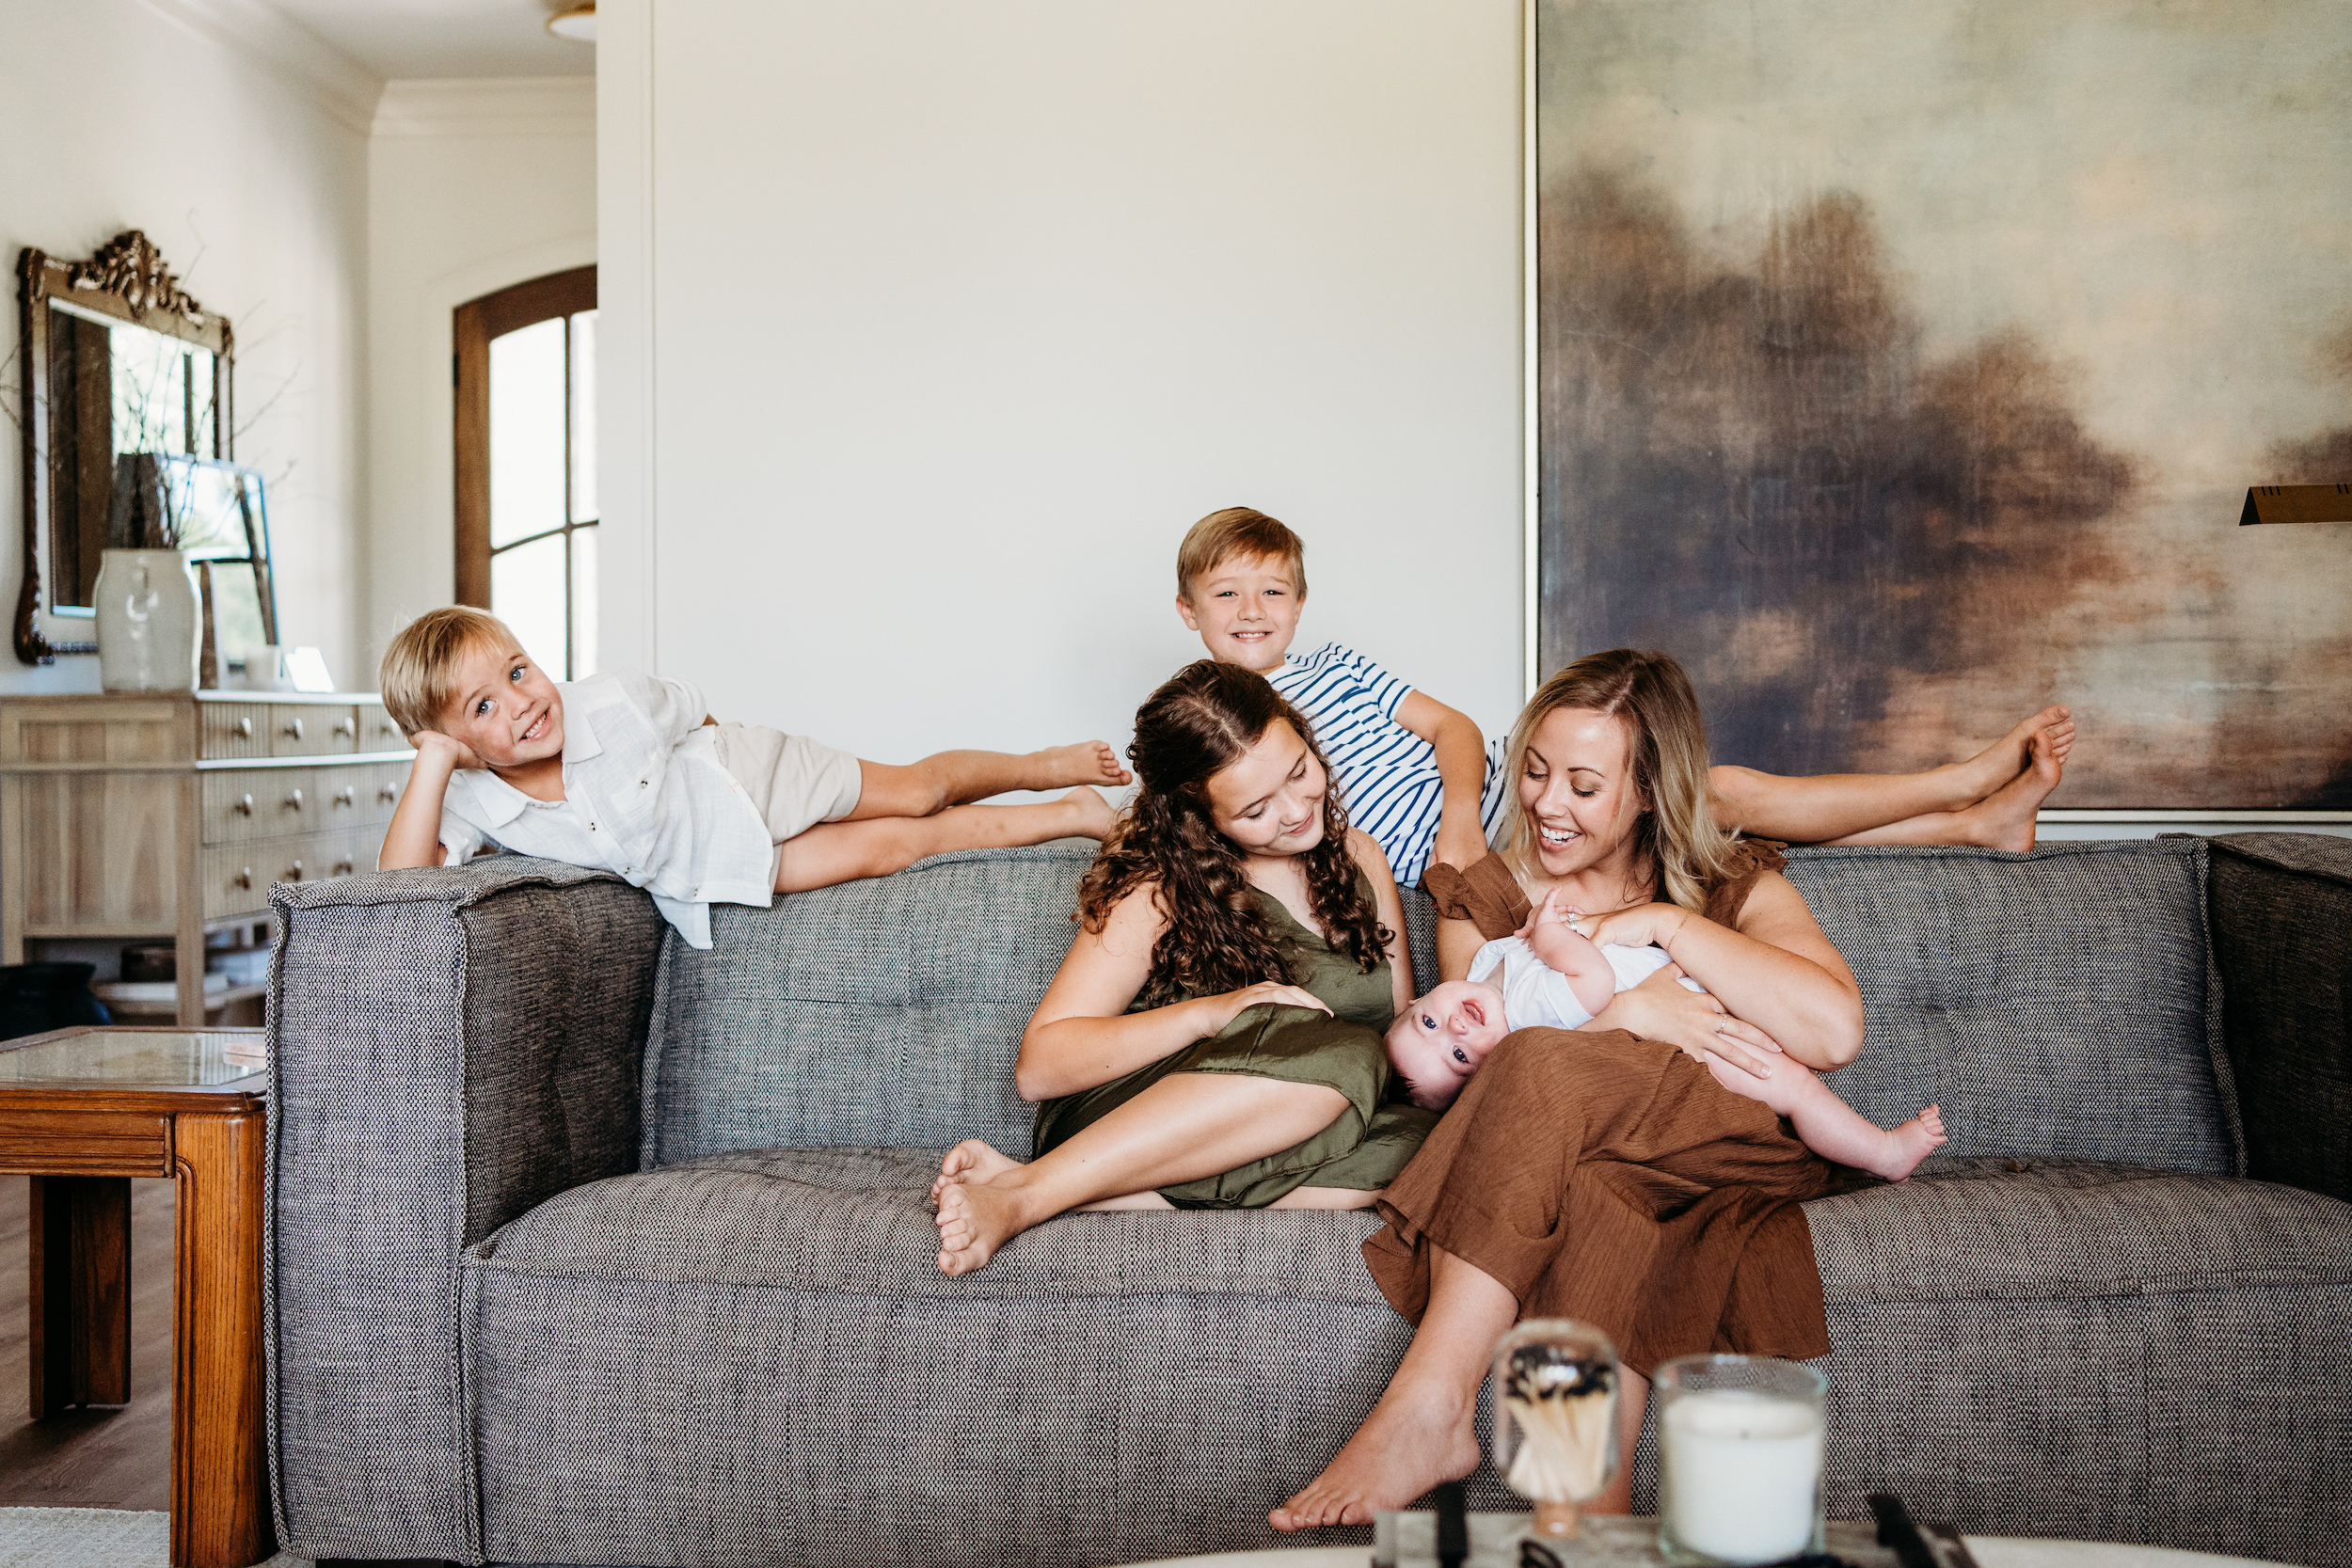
left=1783, top=839, right=2239, bottom=1173
left=644, top=842, right=1091, bottom=1165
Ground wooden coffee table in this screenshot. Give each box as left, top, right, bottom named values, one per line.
left=0, top=1025, right=271, bottom=1568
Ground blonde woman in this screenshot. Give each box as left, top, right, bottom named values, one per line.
left=1273, top=649, right=1868, bottom=1531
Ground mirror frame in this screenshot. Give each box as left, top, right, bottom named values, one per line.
left=14, top=230, right=232, bottom=664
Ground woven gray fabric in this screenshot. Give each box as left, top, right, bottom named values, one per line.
left=1798, top=1158, right=2352, bottom=1565
left=643, top=844, right=1094, bottom=1166
left=2207, top=832, right=2352, bottom=1202
left=1781, top=841, right=2239, bottom=1173
left=265, top=857, right=664, bottom=1564
left=1399, top=882, right=1439, bottom=996
left=477, top=1146, right=1391, bottom=1303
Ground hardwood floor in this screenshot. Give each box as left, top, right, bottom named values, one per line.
left=0, top=1172, right=175, bottom=1509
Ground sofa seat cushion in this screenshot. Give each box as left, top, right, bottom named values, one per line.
left=471, top=1145, right=1391, bottom=1302
left=1804, top=1155, right=2352, bottom=1304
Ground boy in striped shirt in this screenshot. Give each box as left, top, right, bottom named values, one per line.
left=1172, top=507, right=2075, bottom=890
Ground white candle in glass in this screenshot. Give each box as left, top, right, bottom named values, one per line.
left=1659, top=1387, right=1824, bottom=1564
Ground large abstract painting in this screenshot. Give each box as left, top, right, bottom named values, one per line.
left=1534, top=0, right=2352, bottom=809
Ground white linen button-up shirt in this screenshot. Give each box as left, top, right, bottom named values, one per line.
left=437, top=672, right=775, bottom=948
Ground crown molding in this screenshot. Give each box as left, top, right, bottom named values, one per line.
left=373, top=77, right=597, bottom=139
left=134, top=0, right=384, bottom=135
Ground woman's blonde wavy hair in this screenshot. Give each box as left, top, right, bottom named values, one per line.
left=1497, top=649, right=1742, bottom=913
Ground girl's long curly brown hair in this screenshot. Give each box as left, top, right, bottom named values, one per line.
left=1078, top=660, right=1390, bottom=1008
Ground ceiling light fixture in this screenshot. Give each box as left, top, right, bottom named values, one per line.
left=547, top=2, right=596, bottom=42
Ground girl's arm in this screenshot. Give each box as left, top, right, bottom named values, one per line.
left=1348, top=827, right=1415, bottom=1013
left=1577, top=873, right=1863, bottom=1072
left=1016, top=881, right=1328, bottom=1102
left=1393, top=690, right=1491, bottom=877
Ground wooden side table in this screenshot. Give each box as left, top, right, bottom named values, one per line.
left=0, top=1025, right=271, bottom=1568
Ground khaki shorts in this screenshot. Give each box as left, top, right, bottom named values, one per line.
left=706, top=722, right=864, bottom=843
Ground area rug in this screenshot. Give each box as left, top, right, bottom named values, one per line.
left=0, top=1508, right=309, bottom=1567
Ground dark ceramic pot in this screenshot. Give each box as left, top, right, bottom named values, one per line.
left=0, top=962, right=112, bottom=1041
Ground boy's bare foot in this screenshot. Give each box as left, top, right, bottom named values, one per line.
left=1059, top=784, right=1118, bottom=842
left=1270, top=1379, right=1482, bottom=1530
left=1030, top=740, right=1132, bottom=792
left=1868, top=1102, right=1947, bottom=1182
left=1949, top=727, right=2067, bottom=851
left=935, top=1166, right=1053, bottom=1275
left=1945, top=705, right=2072, bottom=806
left=930, top=1138, right=1020, bottom=1206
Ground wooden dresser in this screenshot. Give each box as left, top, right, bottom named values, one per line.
left=0, top=691, right=415, bottom=1025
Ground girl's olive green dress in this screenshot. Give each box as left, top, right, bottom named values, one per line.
left=1030, top=878, right=1438, bottom=1210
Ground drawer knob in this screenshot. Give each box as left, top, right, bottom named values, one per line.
left=378, top=722, right=401, bottom=740
left=332, top=858, right=357, bottom=877
left=234, top=793, right=254, bottom=816
left=378, top=784, right=399, bottom=804
left=335, top=786, right=357, bottom=807
left=282, top=717, right=305, bottom=740
left=335, top=716, right=358, bottom=739
left=235, top=867, right=252, bottom=890
left=283, top=860, right=304, bottom=881
left=234, top=716, right=255, bottom=739
left=284, top=788, right=304, bottom=812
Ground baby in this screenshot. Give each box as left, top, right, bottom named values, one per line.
left=1386, top=892, right=1946, bottom=1182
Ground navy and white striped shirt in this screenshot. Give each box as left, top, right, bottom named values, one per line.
left=1268, top=642, right=1510, bottom=888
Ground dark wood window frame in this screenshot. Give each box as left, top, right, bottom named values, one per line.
left=452, top=265, right=597, bottom=668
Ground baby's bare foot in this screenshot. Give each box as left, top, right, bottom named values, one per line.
left=1872, top=1103, right=1947, bottom=1182
left=1951, top=729, right=2067, bottom=851
left=931, top=1138, right=1020, bottom=1206
left=935, top=1171, right=1040, bottom=1275
left=1948, top=705, right=2072, bottom=806
left=1032, top=740, right=1132, bottom=791
left=1270, top=1381, right=1482, bottom=1530
left=1059, top=785, right=1117, bottom=842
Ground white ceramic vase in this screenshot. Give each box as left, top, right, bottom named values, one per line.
left=95, top=548, right=202, bottom=692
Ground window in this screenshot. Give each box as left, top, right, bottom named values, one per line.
left=454, top=265, right=597, bottom=679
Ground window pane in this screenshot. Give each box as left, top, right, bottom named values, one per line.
left=570, top=524, right=598, bottom=679
left=491, top=532, right=568, bottom=679
left=489, top=318, right=566, bottom=548
left=569, top=310, right=597, bottom=524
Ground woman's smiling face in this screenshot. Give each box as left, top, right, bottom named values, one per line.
left=1519, top=706, right=1646, bottom=878
left=1204, top=719, right=1328, bottom=860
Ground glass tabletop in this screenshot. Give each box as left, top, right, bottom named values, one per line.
left=0, top=1028, right=265, bottom=1087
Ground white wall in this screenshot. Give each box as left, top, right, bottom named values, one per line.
left=598, top=0, right=1528, bottom=766
left=364, top=77, right=596, bottom=680
left=0, top=0, right=373, bottom=693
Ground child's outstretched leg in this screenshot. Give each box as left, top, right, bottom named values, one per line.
left=1710, top=705, right=2074, bottom=848
left=848, top=742, right=1129, bottom=819
left=1701, top=1053, right=1947, bottom=1181
left=775, top=787, right=1115, bottom=893
left=1820, top=721, right=2071, bottom=853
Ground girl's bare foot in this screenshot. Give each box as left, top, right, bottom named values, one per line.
left=935, top=1168, right=1052, bottom=1275
left=931, top=1138, right=1020, bottom=1206
left=1868, top=1103, right=1947, bottom=1181
left=1945, top=705, right=2072, bottom=805
left=1270, top=1379, right=1482, bottom=1530
left=1949, top=728, right=2067, bottom=851
left=1059, top=784, right=1118, bottom=841
left=1031, top=740, right=1132, bottom=791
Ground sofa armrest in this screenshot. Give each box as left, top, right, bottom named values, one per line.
left=2205, top=832, right=2352, bottom=1203
left=264, top=856, right=666, bottom=1562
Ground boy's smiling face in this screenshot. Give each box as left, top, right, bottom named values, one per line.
left=437, top=639, right=565, bottom=772
left=1177, top=551, right=1304, bottom=673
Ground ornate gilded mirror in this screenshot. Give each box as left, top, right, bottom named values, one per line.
left=14, top=230, right=234, bottom=663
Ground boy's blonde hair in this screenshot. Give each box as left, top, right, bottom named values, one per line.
left=1497, top=648, right=1743, bottom=913
left=379, top=606, right=519, bottom=738
left=1175, top=507, right=1308, bottom=602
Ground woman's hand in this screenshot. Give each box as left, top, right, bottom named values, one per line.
left=1193, top=981, right=1332, bottom=1037
left=1588, top=964, right=1786, bottom=1081
left=1567, top=900, right=1691, bottom=954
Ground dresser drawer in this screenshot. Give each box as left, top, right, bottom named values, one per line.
left=357, top=703, right=406, bottom=752
left=201, top=703, right=269, bottom=760
left=201, top=827, right=376, bottom=919
left=202, top=768, right=325, bottom=845
left=268, top=705, right=360, bottom=757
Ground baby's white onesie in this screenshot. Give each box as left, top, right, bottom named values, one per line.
left=1468, top=934, right=1706, bottom=1030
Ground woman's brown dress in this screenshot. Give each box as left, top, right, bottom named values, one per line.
left=1375, top=844, right=1851, bottom=1375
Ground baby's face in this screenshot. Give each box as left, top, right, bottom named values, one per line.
left=1386, top=980, right=1511, bottom=1110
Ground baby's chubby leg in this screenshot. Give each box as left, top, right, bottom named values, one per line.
left=847, top=744, right=1130, bottom=820
left=1700, top=1052, right=1947, bottom=1181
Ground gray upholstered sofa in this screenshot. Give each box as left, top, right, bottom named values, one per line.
left=264, top=832, right=2352, bottom=1568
